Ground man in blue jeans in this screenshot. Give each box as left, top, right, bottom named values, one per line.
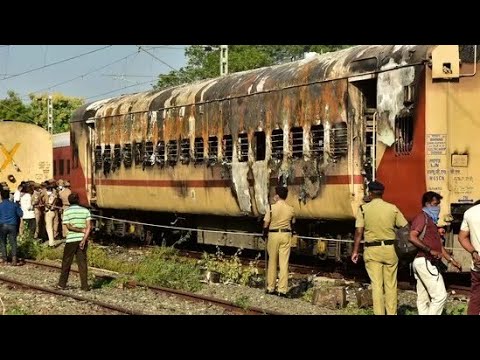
left=0, top=189, right=23, bottom=265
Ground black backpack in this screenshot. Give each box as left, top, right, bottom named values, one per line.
left=394, top=212, right=427, bottom=262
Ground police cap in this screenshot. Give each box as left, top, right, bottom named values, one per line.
left=368, top=181, right=385, bottom=192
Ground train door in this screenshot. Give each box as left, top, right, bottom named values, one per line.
left=86, top=118, right=97, bottom=205
left=349, top=76, right=378, bottom=195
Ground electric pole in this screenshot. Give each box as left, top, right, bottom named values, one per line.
left=47, top=95, right=53, bottom=135
left=220, top=45, right=228, bottom=76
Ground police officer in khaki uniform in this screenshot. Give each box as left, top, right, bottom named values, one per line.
left=58, top=180, right=72, bottom=239
left=351, top=181, right=408, bottom=315
left=263, top=186, right=295, bottom=297
left=43, top=182, right=60, bottom=247
left=32, top=183, right=45, bottom=240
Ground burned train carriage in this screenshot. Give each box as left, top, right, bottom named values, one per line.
left=70, top=45, right=480, bottom=265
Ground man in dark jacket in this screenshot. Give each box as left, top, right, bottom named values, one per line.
left=0, top=189, right=23, bottom=265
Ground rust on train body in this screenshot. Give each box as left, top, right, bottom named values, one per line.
left=70, top=45, right=431, bottom=223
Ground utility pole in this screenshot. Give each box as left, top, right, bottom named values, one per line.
left=220, top=45, right=228, bottom=76
left=47, top=95, right=53, bottom=135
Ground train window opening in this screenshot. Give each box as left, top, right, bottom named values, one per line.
left=254, top=131, right=266, bottom=161
left=290, top=127, right=303, bottom=159
left=156, top=141, right=165, bottom=166
left=103, top=145, right=112, bottom=174
left=238, top=133, right=249, bottom=162
left=59, top=159, right=64, bottom=176
left=133, top=141, right=143, bottom=166
left=67, top=160, right=70, bottom=175
left=271, top=129, right=284, bottom=160
left=352, top=78, right=377, bottom=110
left=180, top=139, right=190, bottom=165
left=395, top=114, right=414, bottom=155
left=167, top=140, right=178, bottom=165
left=144, top=141, right=154, bottom=167
left=223, top=135, right=233, bottom=163
left=53, top=160, right=56, bottom=176
left=123, top=143, right=133, bottom=168
left=208, top=136, right=218, bottom=165
left=311, top=125, right=324, bottom=158
left=94, top=145, right=103, bottom=170
left=331, top=122, right=348, bottom=159
left=113, top=144, right=122, bottom=171
left=194, top=137, right=204, bottom=164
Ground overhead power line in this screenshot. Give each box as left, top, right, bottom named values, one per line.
left=85, top=79, right=155, bottom=101
left=1, top=45, right=112, bottom=81
left=29, top=51, right=139, bottom=95
left=136, top=45, right=193, bottom=82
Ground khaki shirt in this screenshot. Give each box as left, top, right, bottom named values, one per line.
left=264, top=200, right=295, bottom=230
left=59, top=188, right=72, bottom=208
left=355, top=198, right=407, bottom=242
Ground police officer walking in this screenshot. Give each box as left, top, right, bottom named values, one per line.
left=351, top=181, right=408, bottom=315
left=263, top=186, right=295, bottom=297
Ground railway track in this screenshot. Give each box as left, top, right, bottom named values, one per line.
left=23, top=260, right=286, bottom=315
left=0, top=274, right=143, bottom=315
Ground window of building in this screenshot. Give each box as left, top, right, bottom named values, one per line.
left=53, top=160, right=56, bottom=176
left=67, top=159, right=70, bottom=175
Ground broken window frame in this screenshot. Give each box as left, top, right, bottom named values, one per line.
left=271, top=128, right=284, bottom=160
left=94, top=145, right=103, bottom=171
left=156, top=140, right=166, bottom=167
left=310, top=124, right=325, bottom=159
left=144, top=141, right=155, bottom=168
left=238, top=133, right=249, bottom=162
left=394, top=114, right=414, bottom=155
left=254, top=131, right=266, bottom=161
left=208, top=136, right=218, bottom=166
left=112, top=144, right=122, bottom=172
left=194, top=137, right=204, bottom=164
left=290, top=127, right=304, bottom=159
left=222, top=135, right=233, bottom=163
left=123, top=143, right=133, bottom=168
left=330, top=122, right=348, bottom=159
left=180, top=138, right=191, bottom=165
left=103, top=145, right=112, bottom=175
left=167, top=140, right=179, bottom=166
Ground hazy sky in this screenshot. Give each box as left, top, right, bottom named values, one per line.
left=0, top=45, right=188, bottom=102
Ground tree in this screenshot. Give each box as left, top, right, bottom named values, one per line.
left=0, top=91, right=84, bottom=134
left=155, top=45, right=351, bottom=90
left=28, top=93, right=84, bottom=133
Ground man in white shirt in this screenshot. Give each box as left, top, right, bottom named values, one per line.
left=20, top=185, right=36, bottom=239
left=458, top=201, right=480, bottom=315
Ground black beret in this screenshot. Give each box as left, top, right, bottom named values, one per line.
left=368, top=181, right=385, bottom=192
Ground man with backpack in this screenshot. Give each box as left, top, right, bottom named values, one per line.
left=351, top=181, right=408, bottom=315
left=409, top=191, right=461, bottom=315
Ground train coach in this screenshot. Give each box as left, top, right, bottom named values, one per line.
left=64, top=45, right=480, bottom=269
left=0, top=120, right=53, bottom=188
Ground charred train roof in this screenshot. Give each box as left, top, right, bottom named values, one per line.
left=71, top=45, right=437, bottom=123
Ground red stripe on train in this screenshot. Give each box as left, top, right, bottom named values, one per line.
left=86, top=175, right=364, bottom=187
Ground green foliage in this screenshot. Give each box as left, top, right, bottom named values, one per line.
left=6, top=306, right=31, bottom=315
left=198, top=248, right=261, bottom=286
left=0, top=90, right=84, bottom=134
left=445, top=302, right=467, bottom=315
left=233, top=295, right=250, bottom=310
left=135, top=248, right=202, bottom=292
left=155, top=45, right=351, bottom=90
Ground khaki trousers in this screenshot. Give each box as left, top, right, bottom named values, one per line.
left=364, top=244, right=398, bottom=315
left=53, top=210, right=60, bottom=239
left=266, top=232, right=291, bottom=294
left=45, top=210, right=56, bottom=246
left=34, top=208, right=43, bottom=239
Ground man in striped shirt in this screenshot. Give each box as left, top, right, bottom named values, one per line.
left=57, top=193, right=92, bottom=291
